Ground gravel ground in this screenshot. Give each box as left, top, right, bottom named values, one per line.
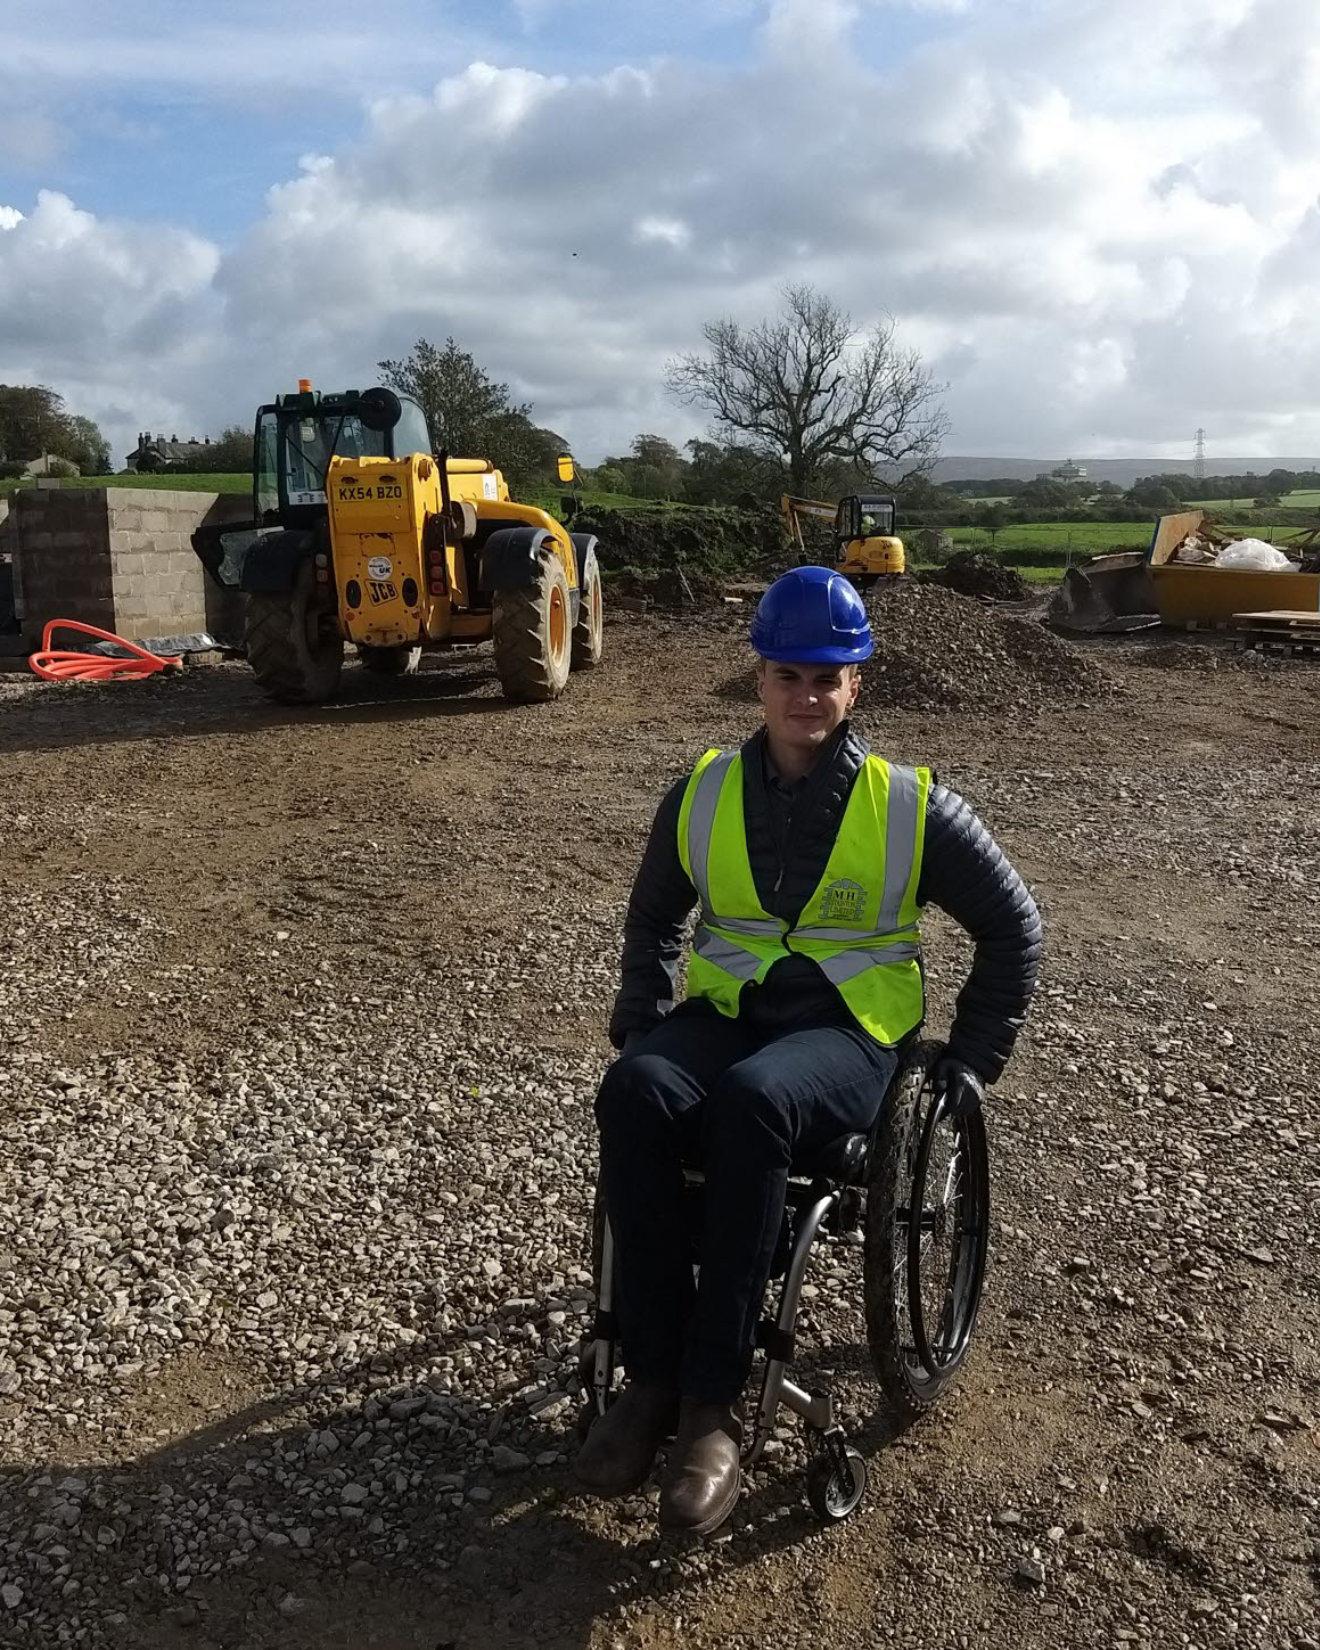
left=0, top=602, right=1317, bottom=1650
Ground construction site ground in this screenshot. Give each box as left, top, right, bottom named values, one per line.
left=0, top=592, right=1316, bottom=1650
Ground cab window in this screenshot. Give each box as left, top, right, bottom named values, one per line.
left=391, top=399, right=433, bottom=459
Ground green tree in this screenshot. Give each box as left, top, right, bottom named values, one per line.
left=682, top=438, right=778, bottom=505
left=972, top=501, right=1008, bottom=546
left=207, top=425, right=254, bottom=472
left=627, top=463, right=672, bottom=500
left=378, top=336, right=529, bottom=458
left=630, top=433, right=682, bottom=470
left=897, top=473, right=963, bottom=512
left=0, top=384, right=70, bottom=464
left=1018, top=476, right=1073, bottom=511
left=666, top=284, right=947, bottom=495
left=590, top=464, right=628, bottom=494
left=62, top=415, right=111, bottom=475
left=1127, top=478, right=1183, bottom=509
left=482, top=409, right=569, bottom=492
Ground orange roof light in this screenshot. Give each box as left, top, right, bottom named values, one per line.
left=297, top=378, right=312, bottom=393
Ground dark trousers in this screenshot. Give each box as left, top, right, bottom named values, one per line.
left=593, top=1005, right=898, bottom=1404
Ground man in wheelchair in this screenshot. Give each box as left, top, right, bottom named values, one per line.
left=576, top=566, right=1042, bottom=1533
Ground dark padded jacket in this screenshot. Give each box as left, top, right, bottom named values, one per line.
left=607, top=723, right=1042, bottom=1083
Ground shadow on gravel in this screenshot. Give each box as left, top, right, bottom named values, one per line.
left=0, top=1331, right=912, bottom=1650
left=0, top=659, right=522, bottom=758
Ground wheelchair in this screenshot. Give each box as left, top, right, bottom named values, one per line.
left=576, top=1038, right=990, bottom=1524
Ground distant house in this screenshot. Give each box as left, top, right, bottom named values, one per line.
left=1047, top=459, right=1088, bottom=482
left=911, top=528, right=954, bottom=560
left=125, top=431, right=214, bottom=473
left=22, top=453, right=79, bottom=478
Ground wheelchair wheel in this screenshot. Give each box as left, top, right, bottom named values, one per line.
left=863, top=1040, right=989, bottom=1424
left=806, top=1440, right=867, bottom=1523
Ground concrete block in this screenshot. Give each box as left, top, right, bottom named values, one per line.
left=138, top=510, right=171, bottom=535
left=50, top=530, right=99, bottom=553
left=111, top=507, right=143, bottom=533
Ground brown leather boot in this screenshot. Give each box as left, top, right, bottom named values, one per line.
left=573, top=1380, right=680, bottom=1497
left=658, top=1398, right=743, bottom=1534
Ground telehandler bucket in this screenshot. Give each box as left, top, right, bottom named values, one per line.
left=1046, top=552, right=1159, bottom=633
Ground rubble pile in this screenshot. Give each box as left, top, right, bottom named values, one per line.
left=710, top=580, right=1114, bottom=711
left=859, top=579, right=1114, bottom=711
left=926, top=550, right=1029, bottom=602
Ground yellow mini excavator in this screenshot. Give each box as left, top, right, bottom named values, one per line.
left=780, top=493, right=906, bottom=586
left=192, top=382, right=603, bottom=705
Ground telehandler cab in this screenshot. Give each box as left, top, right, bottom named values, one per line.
left=192, top=382, right=603, bottom=704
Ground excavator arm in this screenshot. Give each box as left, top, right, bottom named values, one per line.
left=780, top=494, right=839, bottom=554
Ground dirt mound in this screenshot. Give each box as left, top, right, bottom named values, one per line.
left=859, top=579, right=1113, bottom=711
left=927, top=551, right=1029, bottom=601
left=708, top=580, right=1114, bottom=711
left=1129, top=640, right=1285, bottom=672
left=612, top=566, right=733, bottom=608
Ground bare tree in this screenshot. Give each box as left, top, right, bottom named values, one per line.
left=665, top=285, right=948, bottom=496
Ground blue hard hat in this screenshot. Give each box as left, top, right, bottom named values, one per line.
left=750, top=566, right=874, bottom=664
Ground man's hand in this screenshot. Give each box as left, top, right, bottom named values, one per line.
left=934, top=1057, right=985, bottom=1118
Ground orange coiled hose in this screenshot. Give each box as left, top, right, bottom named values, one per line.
left=29, top=620, right=183, bottom=683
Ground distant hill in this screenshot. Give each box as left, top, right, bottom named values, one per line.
left=929, top=456, right=1320, bottom=488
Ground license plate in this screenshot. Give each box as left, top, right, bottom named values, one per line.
left=367, top=581, right=398, bottom=605
left=336, top=482, right=403, bottom=503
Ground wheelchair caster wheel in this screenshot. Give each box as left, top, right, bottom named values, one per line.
left=805, top=1442, right=867, bottom=1522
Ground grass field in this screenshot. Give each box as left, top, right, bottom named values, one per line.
left=947, top=522, right=1152, bottom=553
left=1183, top=490, right=1320, bottom=511
left=2, top=472, right=249, bottom=498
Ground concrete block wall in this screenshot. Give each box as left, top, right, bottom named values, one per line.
left=10, top=489, right=115, bottom=636
left=10, top=487, right=251, bottom=644
left=105, top=491, right=249, bottom=641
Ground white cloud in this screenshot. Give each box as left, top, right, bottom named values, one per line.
left=635, top=217, right=694, bottom=250
left=6, top=0, right=1320, bottom=466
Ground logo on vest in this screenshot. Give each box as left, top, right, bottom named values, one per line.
left=818, top=879, right=867, bottom=925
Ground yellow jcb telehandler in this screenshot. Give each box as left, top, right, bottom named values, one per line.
left=780, top=493, right=906, bottom=586
left=192, top=383, right=603, bottom=704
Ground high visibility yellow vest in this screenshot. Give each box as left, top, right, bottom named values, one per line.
left=677, top=748, right=930, bottom=1045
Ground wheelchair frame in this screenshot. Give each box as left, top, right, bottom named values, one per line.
left=580, top=1037, right=991, bottom=1523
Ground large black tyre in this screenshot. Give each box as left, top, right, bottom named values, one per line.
left=863, top=1039, right=990, bottom=1425
left=244, top=560, right=343, bottom=704
left=570, top=542, right=603, bottom=671
left=358, top=643, right=422, bottom=676
left=492, top=553, right=573, bottom=702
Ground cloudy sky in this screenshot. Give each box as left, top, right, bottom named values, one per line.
left=2, top=0, right=1319, bottom=469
